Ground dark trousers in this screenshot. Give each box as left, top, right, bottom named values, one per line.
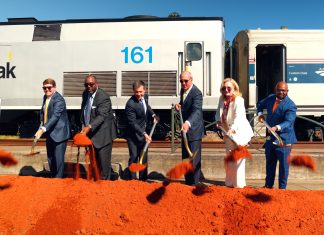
left=265, top=141, right=291, bottom=189
left=182, top=139, right=202, bottom=186
left=46, top=138, right=67, bottom=178
left=127, top=138, right=148, bottom=181
left=94, top=143, right=112, bottom=180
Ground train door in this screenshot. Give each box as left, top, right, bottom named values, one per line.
left=256, top=45, right=286, bottom=101
left=184, top=42, right=204, bottom=90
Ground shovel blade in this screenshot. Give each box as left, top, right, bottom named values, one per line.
left=129, top=163, right=147, bottom=172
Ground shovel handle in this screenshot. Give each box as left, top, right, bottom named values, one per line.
left=178, top=109, right=194, bottom=158
left=263, top=121, right=284, bottom=146
left=217, top=125, right=238, bottom=146
left=31, top=137, right=38, bottom=154
left=139, top=122, right=157, bottom=164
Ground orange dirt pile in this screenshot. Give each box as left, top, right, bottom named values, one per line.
left=0, top=176, right=324, bottom=234
left=129, top=163, right=147, bottom=172
left=166, top=161, right=194, bottom=179
left=288, top=154, right=317, bottom=172
left=0, top=148, right=18, bottom=166
left=224, top=145, right=253, bottom=162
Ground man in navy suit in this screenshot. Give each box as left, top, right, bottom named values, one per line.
left=80, top=75, right=117, bottom=180
left=125, top=80, right=158, bottom=181
left=257, top=81, right=297, bottom=189
left=34, top=78, right=71, bottom=178
left=175, top=71, right=205, bottom=186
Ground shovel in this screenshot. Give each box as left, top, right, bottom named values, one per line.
left=217, top=125, right=253, bottom=162
left=178, top=109, right=196, bottom=159
left=129, top=121, right=157, bottom=172
left=165, top=109, right=198, bottom=180
left=263, top=121, right=284, bottom=146
left=23, top=137, right=40, bottom=156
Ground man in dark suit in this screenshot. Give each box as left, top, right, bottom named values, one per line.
left=34, top=78, right=71, bottom=178
left=175, top=71, right=205, bottom=186
left=125, top=80, right=158, bottom=181
left=80, top=75, right=117, bottom=180
left=257, top=81, right=297, bottom=189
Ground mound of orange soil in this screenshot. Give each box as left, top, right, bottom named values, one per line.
left=0, top=176, right=324, bottom=234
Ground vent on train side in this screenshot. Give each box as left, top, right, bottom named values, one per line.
left=63, top=72, right=117, bottom=97
left=121, top=71, right=177, bottom=96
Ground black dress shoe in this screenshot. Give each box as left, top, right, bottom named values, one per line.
left=262, top=185, right=273, bottom=189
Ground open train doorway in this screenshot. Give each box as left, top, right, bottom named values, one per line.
left=256, top=45, right=286, bottom=102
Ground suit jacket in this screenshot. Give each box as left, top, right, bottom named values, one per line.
left=180, top=84, right=204, bottom=141
left=215, top=96, right=254, bottom=145
left=81, top=88, right=117, bottom=149
left=257, top=94, right=297, bottom=145
left=40, top=92, right=71, bottom=143
left=125, top=94, right=155, bottom=143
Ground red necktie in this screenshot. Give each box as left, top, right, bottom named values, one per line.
left=272, top=99, right=280, bottom=112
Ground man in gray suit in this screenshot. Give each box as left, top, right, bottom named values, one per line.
left=34, top=78, right=71, bottom=178
left=80, top=75, right=117, bottom=180
left=175, top=71, right=205, bottom=185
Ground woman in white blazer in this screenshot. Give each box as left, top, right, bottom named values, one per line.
left=215, top=78, right=254, bottom=188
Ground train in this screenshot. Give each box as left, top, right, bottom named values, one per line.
left=0, top=16, right=323, bottom=141
left=230, top=28, right=324, bottom=140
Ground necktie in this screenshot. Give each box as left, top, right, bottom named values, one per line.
left=272, top=99, right=280, bottom=112
left=43, top=98, right=50, bottom=124
left=84, top=94, right=92, bottom=125
left=182, top=92, right=187, bottom=102
left=140, top=99, right=147, bottom=113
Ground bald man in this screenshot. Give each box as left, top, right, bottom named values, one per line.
left=257, top=81, right=297, bottom=189
left=175, top=71, right=205, bottom=186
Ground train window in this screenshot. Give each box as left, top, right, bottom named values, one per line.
left=32, top=24, right=61, bottom=41
left=186, top=43, right=202, bottom=61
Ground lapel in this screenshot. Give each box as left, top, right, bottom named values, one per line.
left=92, top=89, right=99, bottom=107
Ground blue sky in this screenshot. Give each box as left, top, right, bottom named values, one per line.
left=1, top=0, right=324, bottom=41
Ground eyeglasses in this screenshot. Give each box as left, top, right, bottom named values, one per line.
left=180, top=79, right=190, bottom=84
left=84, top=82, right=96, bottom=87
left=276, top=89, right=287, bottom=92
left=221, top=86, right=232, bottom=92
left=42, top=86, right=53, bottom=91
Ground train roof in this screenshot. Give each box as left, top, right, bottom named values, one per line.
left=1, top=16, right=224, bottom=26
left=234, top=28, right=324, bottom=42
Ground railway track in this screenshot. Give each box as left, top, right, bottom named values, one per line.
left=0, top=138, right=323, bottom=149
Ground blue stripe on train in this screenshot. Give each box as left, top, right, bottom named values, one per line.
left=288, top=64, right=324, bottom=83
left=248, top=63, right=324, bottom=83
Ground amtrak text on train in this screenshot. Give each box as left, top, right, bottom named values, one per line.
left=0, top=62, right=16, bottom=78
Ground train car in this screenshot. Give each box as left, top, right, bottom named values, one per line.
left=0, top=16, right=225, bottom=137
left=231, top=28, right=324, bottom=140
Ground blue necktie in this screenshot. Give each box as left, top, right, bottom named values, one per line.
left=140, top=99, right=146, bottom=113
left=84, top=95, right=92, bottom=125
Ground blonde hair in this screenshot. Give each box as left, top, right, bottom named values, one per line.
left=220, top=78, right=242, bottom=98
